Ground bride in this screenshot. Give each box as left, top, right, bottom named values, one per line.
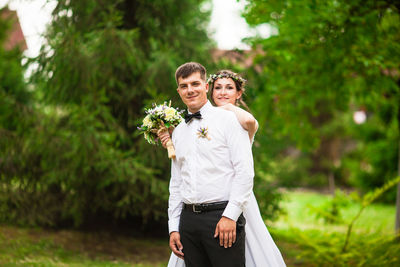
left=160, top=70, right=286, bottom=267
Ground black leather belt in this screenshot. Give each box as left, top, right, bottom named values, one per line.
left=183, top=201, right=228, bottom=213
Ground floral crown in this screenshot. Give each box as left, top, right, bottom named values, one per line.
left=207, top=72, right=247, bottom=86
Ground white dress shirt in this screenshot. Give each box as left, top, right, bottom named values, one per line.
left=168, top=101, right=254, bottom=233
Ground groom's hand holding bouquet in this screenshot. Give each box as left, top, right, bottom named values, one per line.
left=138, top=101, right=183, bottom=159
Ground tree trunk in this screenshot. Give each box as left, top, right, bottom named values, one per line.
left=328, top=172, right=335, bottom=196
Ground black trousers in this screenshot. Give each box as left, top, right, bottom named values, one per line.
left=179, top=208, right=246, bottom=267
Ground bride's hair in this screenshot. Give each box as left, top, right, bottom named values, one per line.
left=208, top=70, right=250, bottom=111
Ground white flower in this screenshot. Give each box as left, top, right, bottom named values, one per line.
left=154, top=105, right=164, bottom=114
left=164, top=107, right=176, bottom=120
left=143, top=114, right=153, bottom=128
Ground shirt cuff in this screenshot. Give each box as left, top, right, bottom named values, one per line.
left=222, top=202, right=242, bottom=221
left=168, top=218, right=180, bottom=234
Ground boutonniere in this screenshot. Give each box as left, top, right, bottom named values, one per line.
left=197, top=126, right=211, bottom=140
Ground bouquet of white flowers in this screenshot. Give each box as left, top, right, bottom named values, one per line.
left=137, top=101, right=183, bottom=158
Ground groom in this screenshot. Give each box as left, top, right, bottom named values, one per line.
left=168, top=62, right=254, bottom=266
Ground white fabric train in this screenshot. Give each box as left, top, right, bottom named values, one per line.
left=167, top=192, right=286, bottom=267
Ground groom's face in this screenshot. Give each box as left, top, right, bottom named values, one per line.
left=177, top=72, right=209, bottom=113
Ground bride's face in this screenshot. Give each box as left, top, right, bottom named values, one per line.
left=212, top=78, right=242, bottom=106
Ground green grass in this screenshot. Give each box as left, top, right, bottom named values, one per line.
left=0, top=190, right=397, bottom=266
left=268, top=189, right=399, bottom=267
left=0, top=226, right=169, bottom=266
left=273, top=189, right=396, bottom=234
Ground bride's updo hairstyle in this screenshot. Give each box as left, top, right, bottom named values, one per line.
left=207, top=70, right=249, bottom=110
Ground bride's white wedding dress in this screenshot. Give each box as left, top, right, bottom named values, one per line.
left=167, top=191, right=286, bottom=266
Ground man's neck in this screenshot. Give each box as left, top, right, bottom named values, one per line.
left=188, top=100, right=208, bottom=113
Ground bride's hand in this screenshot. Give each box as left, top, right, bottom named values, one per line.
left=219, top=103, right=234, bottom=111
left=158, top=131, right=171, bottom=148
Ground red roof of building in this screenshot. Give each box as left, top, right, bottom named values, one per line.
left=1, top=7, right=27, bottom=51
left=211, top=48, right=264, bottom=72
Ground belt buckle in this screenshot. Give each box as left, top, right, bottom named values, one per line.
left=192, top=204, right=201, bottom=213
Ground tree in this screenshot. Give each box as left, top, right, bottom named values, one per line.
left=0, top=6, right=31, bottom=135
left=0, top=7, right=39, bottom=223
left=1, top=0, right=214, bottom=229
left=243, top=0, right=400, bottom=231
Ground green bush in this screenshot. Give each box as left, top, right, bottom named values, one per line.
left=1, top=1, right=285, bottom=229
left=0, top=105, right=166, bottom=227
left=308, top=190, right=353, bottom=224
left=1, top=0, right=212, bottom=228
left=276, top=176, right=400, bottom=266
left=277, top=227, right=400, bottom=267
left=242, top=0, right=400, bottom=200
left=341, top=114, right=398, bottom=203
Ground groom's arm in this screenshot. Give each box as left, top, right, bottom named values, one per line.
left=168, top=157, right=184, bottom=258
left=168, top=157, right=183, bottom=234
left=222, top=112, right=254, bottom=221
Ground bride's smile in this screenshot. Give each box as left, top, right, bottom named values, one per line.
left=212, top=77, right=242, bottom=106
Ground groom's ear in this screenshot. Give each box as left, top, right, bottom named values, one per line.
left=205, top=83, right=209, bottom=93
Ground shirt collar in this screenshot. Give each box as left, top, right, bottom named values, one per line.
left=187, top=100, right=212, bottom=115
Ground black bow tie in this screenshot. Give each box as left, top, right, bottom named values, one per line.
left=184, top=111, right=202, bottom=123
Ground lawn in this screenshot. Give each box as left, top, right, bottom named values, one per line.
left=0, top=226, right=170, bottom=266
left=273, top=189, right=396, bottom=234
left=0, top=190, right=397, bottom=266
left=268, top=189, right=399, bottom=266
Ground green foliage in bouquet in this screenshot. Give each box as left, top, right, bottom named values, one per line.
left=138, top=102, right=183, bottom=145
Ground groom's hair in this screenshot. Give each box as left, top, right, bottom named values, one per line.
left=175, top=62, right=207, bottom=85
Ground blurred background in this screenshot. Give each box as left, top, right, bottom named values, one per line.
left=0, top=0, right=399, bottom=266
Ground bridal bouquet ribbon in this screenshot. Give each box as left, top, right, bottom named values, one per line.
left=138, top=101, right=183, bottom=159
